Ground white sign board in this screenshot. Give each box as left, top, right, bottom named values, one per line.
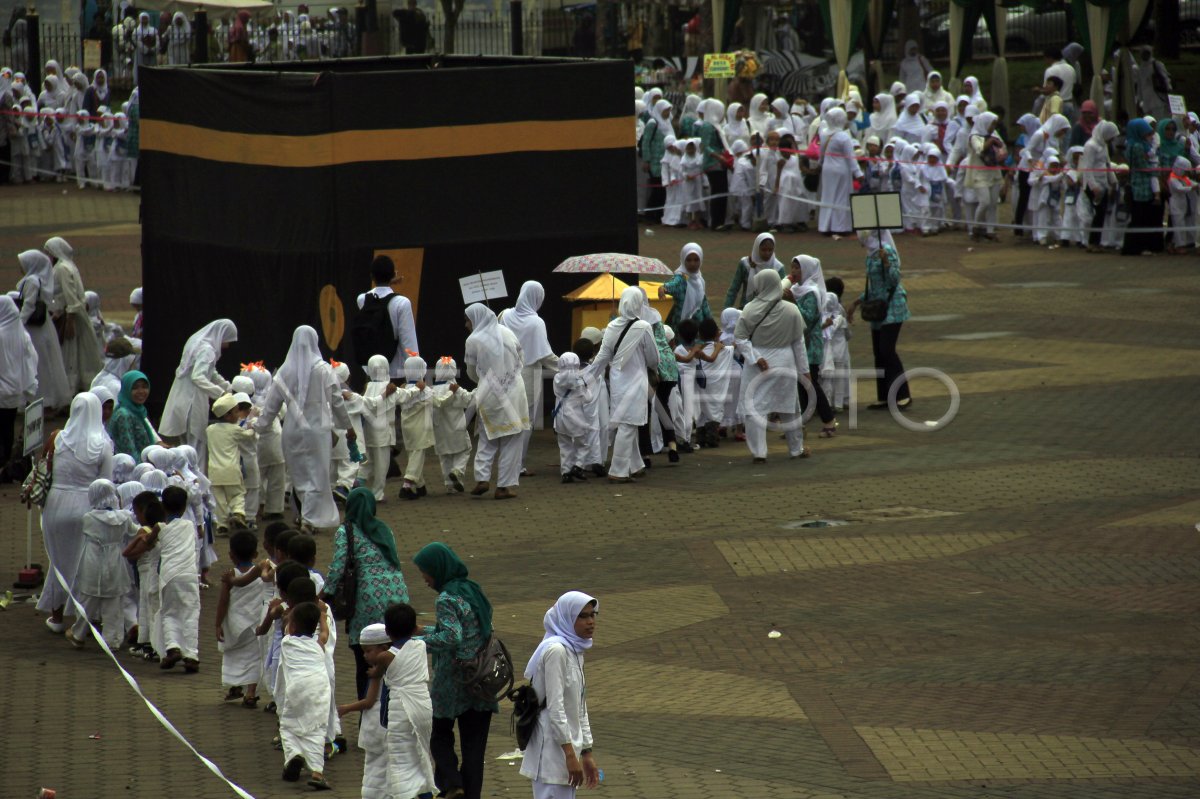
left=459, top=270, right=508, bottom=305
left=1168, top=94, right=1187, bottom=117
left=851, top=192, right=903, bottom=231
left=23, top=399, right=44, bottom=456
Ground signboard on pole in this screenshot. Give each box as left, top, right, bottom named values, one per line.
left=1168, top=94, right=1187, bottom=117
left=851, top=193, right=903, bottom=231
left=703, top=53, right=737, bottom=79
left=458, top=270, right=508, bottom=305
left=22, top=399, right=43, bottom=457
left=83, top=40, right=102, bottom=71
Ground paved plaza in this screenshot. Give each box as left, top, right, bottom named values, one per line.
left=1, top=183, right=1198, bottom=798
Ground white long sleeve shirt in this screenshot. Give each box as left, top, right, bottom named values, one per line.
left=519, top=642, right=593, bottom=786
left=356, top=286, right=419, bottom=379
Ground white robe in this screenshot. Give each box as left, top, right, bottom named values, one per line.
left=154, top=517, right=200, bottom=659
left=819, top=130, right=862, bottom=233
left=52, top=259, right=103, bottom=391
left=519, top=642, right=593, bottom=786
left=220, top=564, right=267, bottom=686
left=465, top=323, right=528, bottom=441
left=159, top=344, right=229, bottom=450
left=279, top=634, right=332, bottom=770
left=587, top=318, right=658, bottom=427
left=17, top=275, right=70, bottom=408
left=37, top=445, right=114, bottom=613
left=384, top=639, right=436, bottom=798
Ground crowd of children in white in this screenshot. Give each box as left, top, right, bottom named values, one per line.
left=2, top=61, right=137, bottom=190
left=637, top=46, right=1198, bottom=254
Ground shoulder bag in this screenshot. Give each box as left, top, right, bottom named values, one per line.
left=456, top=632, right=515, bottom=704
left=19, top=449, right=52, bottom=507
left=613, top=318, right=660, bottom=388
left=860, top=259, right=898, bottom=323
left=329, top=521, right=358, bottom=624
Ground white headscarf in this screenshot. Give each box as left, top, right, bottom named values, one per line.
left=0, top=295, right=37, bottom=401
left=90, top=384, right=115, bottom=409
left=523, top=590, right=597, bottom=680
left=962, top=76, right=985, bottom=108
left=1016, top=113, right=1041, bottom=139
left=858, top=229, right=896, bottom=255
left=365, top=353, right=390, bottom=383
left=719, top=307, right=740, bottom=345
left=88, top=478, right=120, bottom=510
left=749, top=232, right=784, bottom=273
left=434, top=356, right=458, bottom=383
left=675, top=243, right=706, bottom=323
left=465, top=303, right=507, bottom=370
left=141, top=469, right=168, bottom=493
left=111, top=452, right=136, bottom=484
left=735, top=270, right=805, bottom=348
left=175, top=320, right=237, bottom=379
left=58, top=392, right=109, bottom=465
left=870, top=93, right=897, bottom=136
left=652, top=99, right=674, bottom=140
left=768, top=97, right=794, bottom=136
left=501, top=281, right=553, bottom=364
left=117, top=480, right=145, bottom=509
left=748, top=92, right=771, bottom=136
left=790, top=255, right=827, bottom=318
left=607, top=287, right=652, bottom=368
left=17, top=249, right=55, bottom=302
left=274, top=325, right=326, bottom=407
left=1040, top=113, right=1071, bottom=142
left=91, top=69, right=110, bottom=104
left=724, top=102, right=749, bottom=144
left=403, top=355, right=427, bottom=384
left=892, top=93, right=925, bottom=138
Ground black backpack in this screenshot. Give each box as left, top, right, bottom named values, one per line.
left=351, top=292, right=400, bottom=364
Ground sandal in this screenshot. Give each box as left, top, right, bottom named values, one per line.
left=224, top=686, right=244, bottom=702
left=241, top=695, right=260, bottom=709
left=820, top=426, right=837, bottom=438
left=791, top=448, right=812, bottom=459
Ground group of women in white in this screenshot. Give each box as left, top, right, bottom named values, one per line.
left=4, top=61, right=136, bottom=190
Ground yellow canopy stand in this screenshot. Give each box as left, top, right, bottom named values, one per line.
left=562, top=275, right=671, bottom=342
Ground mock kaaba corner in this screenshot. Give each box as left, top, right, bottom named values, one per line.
left=137, top=55, right=636, bottom=394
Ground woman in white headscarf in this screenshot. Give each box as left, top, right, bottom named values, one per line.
left=16, top=250, right=70, bottom=409
left=733, top=270, right=808, bottom=463
left=586, top=288, right=659, bottom=482
left=519, top=591, right=600, bottom=796
left=464, top=303, right=528, bottom=499
left=1080, top=120, right=1120, bottom=252
left=747, top=92, right=771, bottom=137
left=159, top=319, right=237, bottom=463
left=788, top=255, right=838, bottom=438
left=255, top=326, right=351, bottom=531
left=724, top=232, right=786, bottom=309
left=679, top=93, right=702, bottom=138
left=964, top=111, right=1005, bottom=240
left=892, top=93, right=926, bottom=143
left=501, top=281, right=559, bottom=474
left=45, top=236, right=103, bottom=392
left=166, top=12, right=193, bottom=65
left=0, top=295, right=37, bottom=467
left=899, top=40, right=933, bottom=93
left=818, top=108, right=863, bottom=235
left=133, top=12, right=159, bottom=81
left=961, top=76, right=986, bottom=110
left=768, top=97, right=795, bottom=137
left=724, top=102, right=750, bottom=147
left=661, top=242, right=710, bottom=330
left=38, top=392, right=115, bottom=630
left=869, top=93, right=897, bottom=142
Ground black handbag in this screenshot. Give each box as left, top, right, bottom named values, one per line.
left=860, top=258, right=897, bottom=323
left=15, top=293, right=47, bottom=326
left=509, top=683, right=546, bottom=750
left=330, top=521, right=358, bottom=623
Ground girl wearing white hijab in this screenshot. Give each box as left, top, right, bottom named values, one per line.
left=733, top=270, right=808, bottom=462
left=66, top=478, right=134, bottom=649
left=464, top=303, right=528, bottom=499
left=45, top=236, right=103, bottom=392
left=768, top=97, right=795, bottom=137
left=747, top=92, right=771, bottom=137
left=892, top=93, right=926, bottom=143
left=869, top=93, right=897, bottom=142
left=661, top=242, right=710, bottom=329
left=922, top=71, right=955, bottom=111
left=819, top=108, right=863, bottom=234
left=39, top=392, right=115, bottom=630
left=724, top=102, right=750, bottom=146
left=964, top=111, right=1005, bottom=240
left=679, top=93, right=702, bottom=137
left=789, top=255, right=838, bottom=438
left=520, top=591, right=600, bottom=797
left=255, top=326, right=351, bottom=531
left=586, top=288, right=659, bottom=482
left=0, top=295, right=37, bottom=466
left=501, top=281, right=559, bottom=473
left=724, top=232, right=785, bottom=309
left=962, top=76, right=986, bottom=110
left=16, top=249, right=71, bottom=409
left=1080, top=120, right=1120, bottom=252
left=718, top=307, right=743, bottom=434
left=899, top=40, right=933, bottom=93
left=159, top=319, right=237, bottom=464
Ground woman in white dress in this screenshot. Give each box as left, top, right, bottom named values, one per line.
left=500, top=281, right=559, bottom=475
left=254, top=325, right=352, bottom=532
left=464, top=303, right=529, bottom=500
left=16, top=250, right=71, bottom=410
left=0, top=295, right=38, bottom=468
left=734, top=270, right=808, bottom=463
left=585, top=287, right=659, bottom=483
left=158, top=319, right=237, bottom=464
left=38, top=392, right=114, bottom=630
left=45, top=236, right=103, bottom=393
left=818, top=108, right=863, bottom=234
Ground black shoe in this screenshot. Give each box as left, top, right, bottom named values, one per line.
left=677, top=440, right=694, bottom=454
left=642, top=458, right=653, bottom=470
left=264, top=701, right=277, bottom=714
left=590, top=464, right=607, bottom=478
left=417, top=485, right=427, bottom=497
left=570, top=466, right=588, bottom=481
left=449, top=472, right=464, bottom=493
left=668, top=448, right=679, bottom=464
left=561, top=473, right=575, bottom=484
left=282, top=755, right=305, bottom=782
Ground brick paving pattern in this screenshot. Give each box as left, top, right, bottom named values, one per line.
left=0, top=183, right=1197, bottom=798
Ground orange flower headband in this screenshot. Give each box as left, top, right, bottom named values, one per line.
left=240, top=360, right=266, bottom=372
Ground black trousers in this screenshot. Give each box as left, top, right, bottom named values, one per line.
left=639, top=379, right=677, bottom=455
left=1122, top=199, right=1164, bottom=255
left=707, top=168, right=728, bottom=228
left=871, top=323, right=910, bottom=403
left=1088, top=191, right=1109, bottom=247
left=799, top=364, right=835, bottom=424
left=349, top=643, right=369, bottom=700
left=1012, top=170, right=1031, bottom=232
left=645, top=178, right=665, bottom=224
left=431, top=709, right=493, bottom=799
left=0, top=406, right=16, bottom=466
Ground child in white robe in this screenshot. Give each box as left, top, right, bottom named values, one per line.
left=109, top=112, right=129, bottom=190
left=1168, top=156, right=1198, bottom=252
left=670, top=320, right=704, bottom=448
left=93, top=112, right=114, bottom=189
left=216, top=529, right=267, bottom=706
left=727, top=140, right=755, bottom=230
left=1032, top=154, right=1066, bottom=248
left=284, top=575, right=343, bottom=755
left=922, top=144, right=948, bottom=234
left=73, top=109, right=95, bottom=188
left=336, top=623, right=392, bottom=798
left=230, top=377, right=262, bottom=526
left=695, top=317, right=730, bottom=448
left=207, top=394, right=255, bottom=534
left=820, top=277, right=852, bottom=411
left=659, top=136, right=683, bottom=226
left=244, top=365, right=287, bottom=519
left=152, top=486, right=201, bottom=671
left=430, top=356, right=473, bottom=494
left=378, top=603, right=436, bottom=799
left=360, top=354, right=398, bottom=501
left=278, top=601, right=333, bottom=789
left=67, top=479, right=135, bottom=649
left=396, top=355, right=435, bottom=500
left=331, top=360, right=364, bottom=500
left=122, top=490, right=165, bottom=660
left=574, top=334, right=610, bottom=476
left=717, top=309, right=743, bottom=437
left=681, top=138, right=706, bottom=227
left=553, top=352, right=593, bottom=483
left=1062, top=146, right=1087, bottom=247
